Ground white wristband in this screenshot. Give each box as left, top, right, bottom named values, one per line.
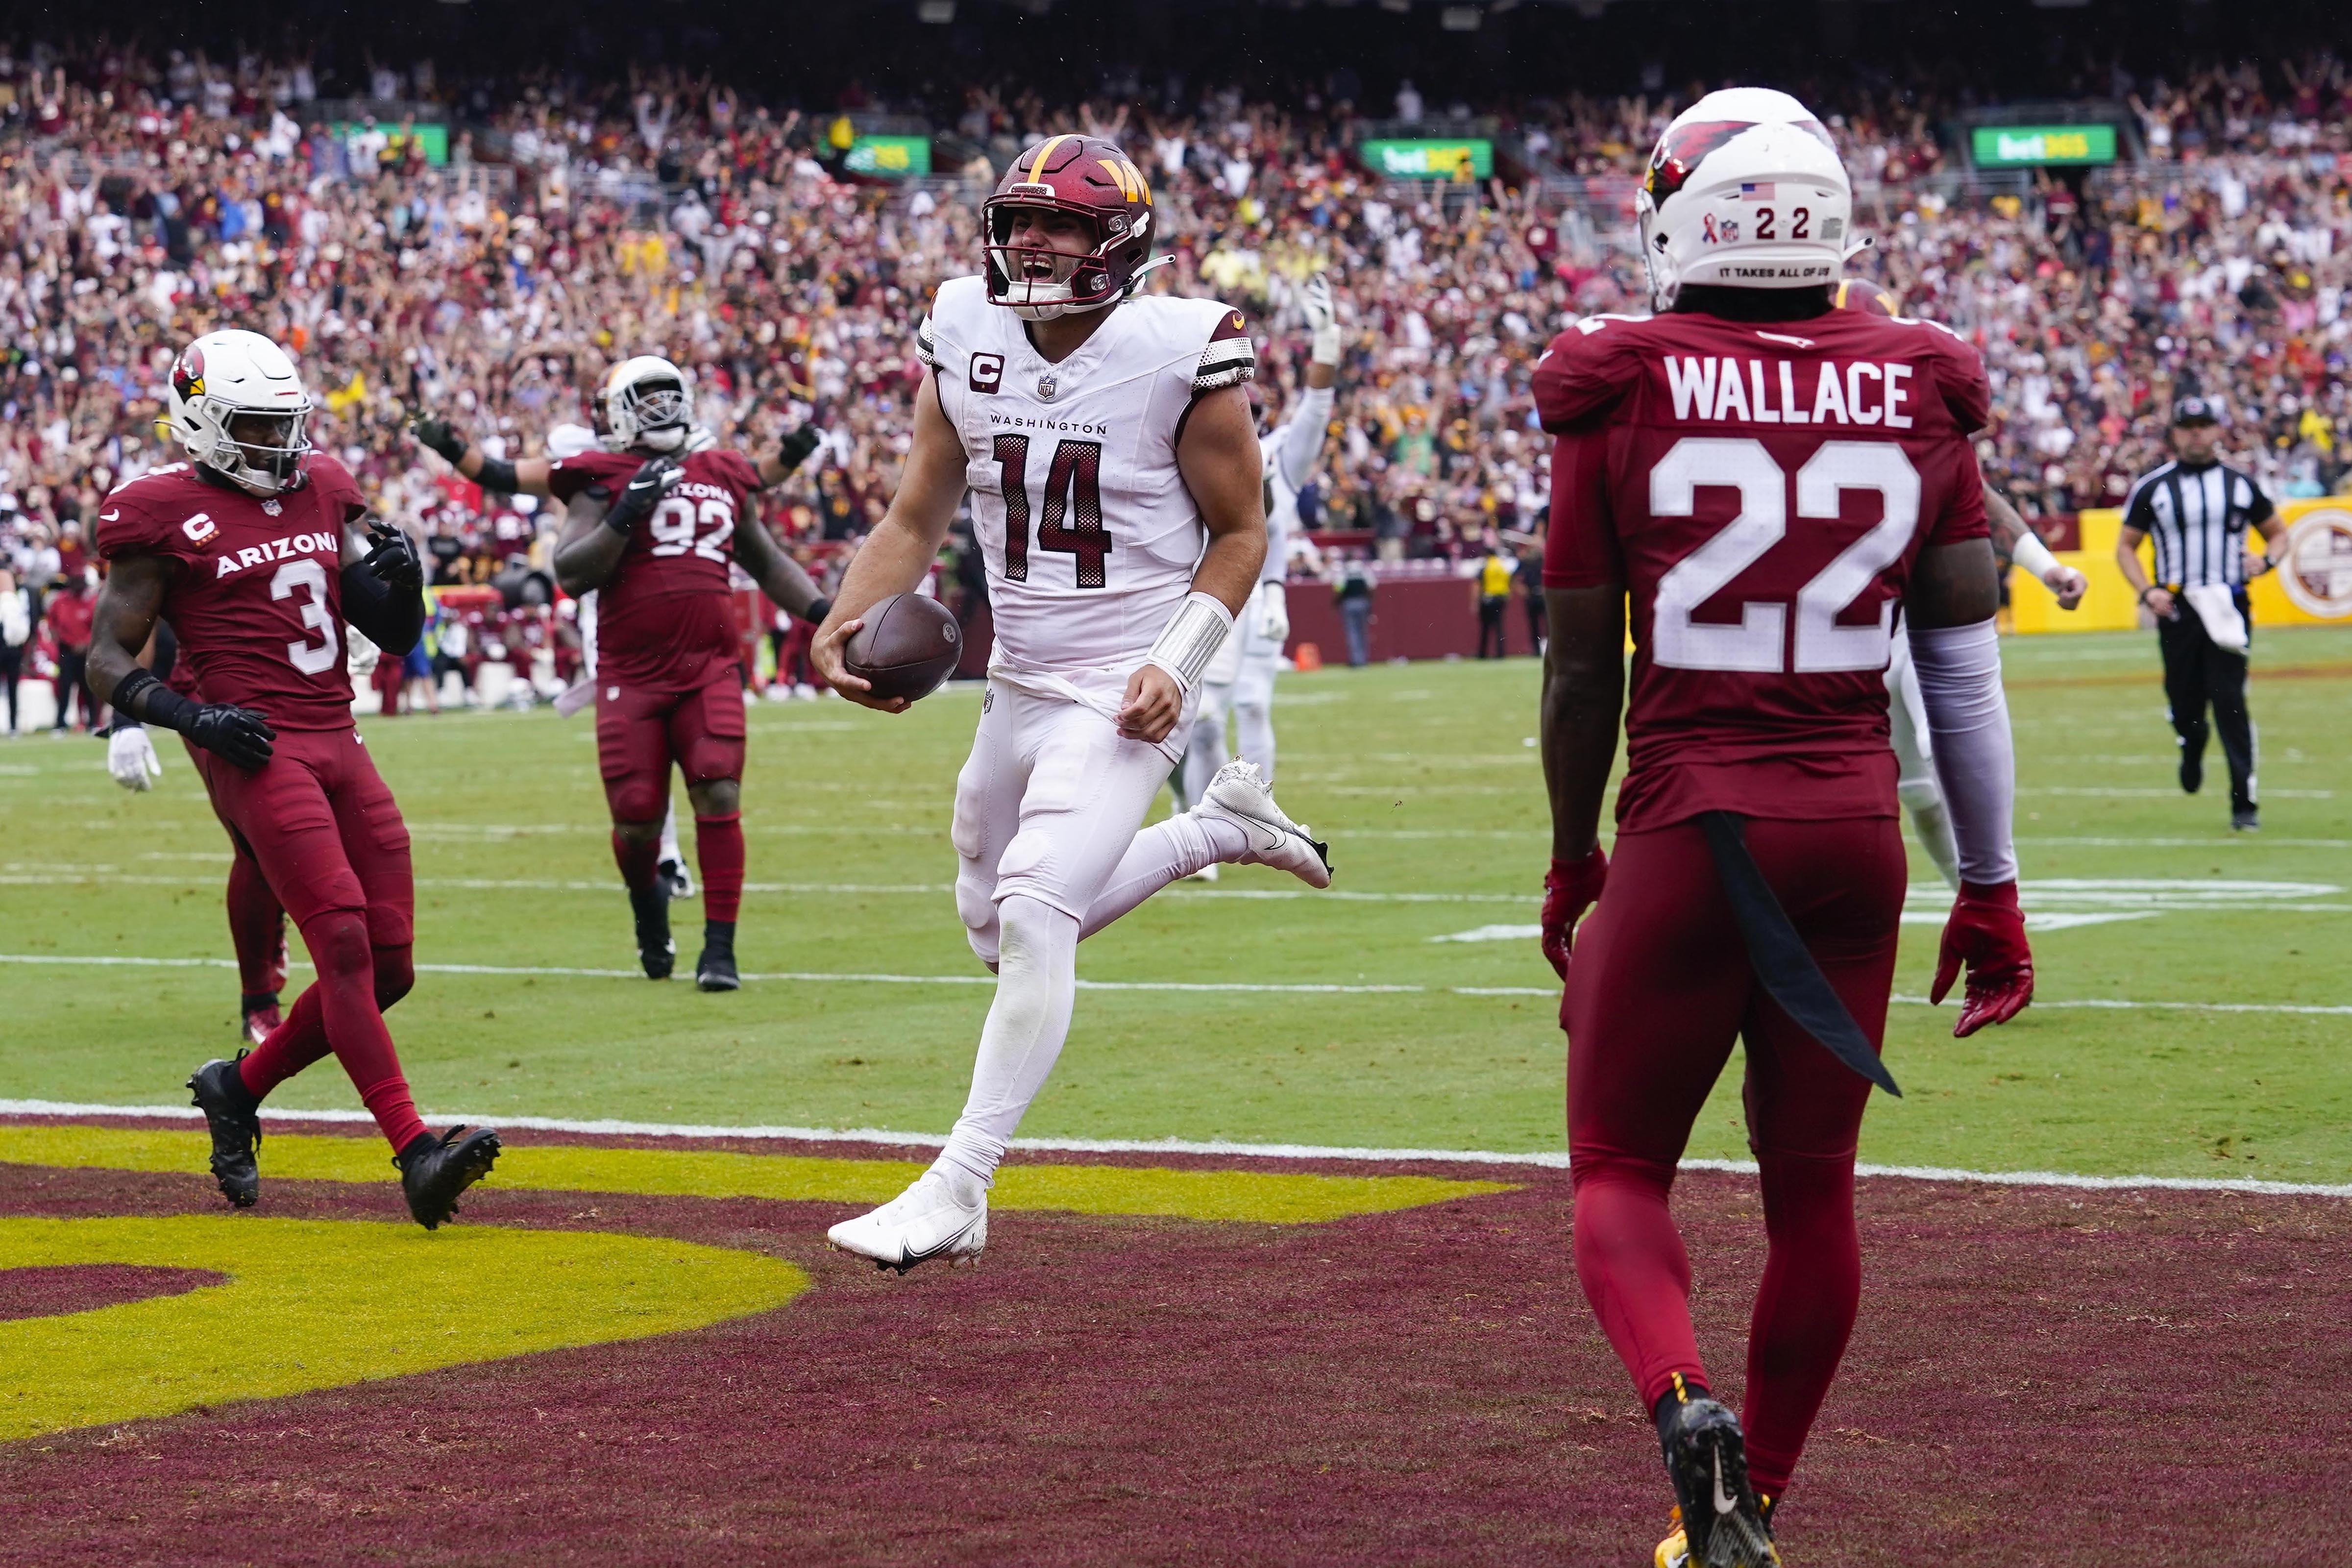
left=2011, top=531, right=2061, bottom=582
left=1310, top=323, right=1343, bottom=367
left=1143, top=591, right=1236, bottom=693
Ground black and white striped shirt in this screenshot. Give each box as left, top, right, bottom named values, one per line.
left=2120, top=460, right=2275, bottom=589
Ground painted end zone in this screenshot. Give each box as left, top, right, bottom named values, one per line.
left=0, top=1123, right=1515, bottom=1223
left=0, top=1123, right=2345, bottom=1565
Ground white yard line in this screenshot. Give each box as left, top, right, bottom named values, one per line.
left=1, top=953, right=2348, bottom=1015
left=0, top=1097, right=2343, bottom=1200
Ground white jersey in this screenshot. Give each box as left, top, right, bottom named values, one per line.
left=919, top=274, right=1255, bottom=674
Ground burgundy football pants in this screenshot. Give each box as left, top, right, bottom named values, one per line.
left=1562, top=815, right=1907, bottom=1500
left=201, top=727, right=426, bottom=1153
left=184, top=738, right=290, bottom=997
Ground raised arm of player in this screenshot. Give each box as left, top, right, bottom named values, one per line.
left=753, top=424, right=825, bottom=490
left=1907, top=537, right=2033, bottom=1036
left=553, top=458, right=681, bottom=598
left=411, top=415, right=556, bottom=498
left=810, top=370, right=968, bottom=713
left=340, top=514, right=427, bottom=656
left=731, top=493, right=830, bottom=620
left=1984, top=481, right=2087, bottom=610
left=87, top=554, right=276, bottom=770
left=1121, top=382, right=1269, bottom=743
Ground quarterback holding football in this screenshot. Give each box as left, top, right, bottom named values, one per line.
left=812, top=135, right=1332, bottom=1271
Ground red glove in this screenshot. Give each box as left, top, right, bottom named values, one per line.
left=1540, top=847, right=1609, bottom=981
left=1930, top=880, right=2035, bottom=1037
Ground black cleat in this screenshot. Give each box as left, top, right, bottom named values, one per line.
left=2180, top=751, right=2203, bottom=795
left=629, top=885, right=675, bottom=980
left=396, top=1125, right=502, bottom=1230
left=696, top=920, right=739, bottom=993
left=187, top=1054, right=263, bottom=1209
left=2232, top=807, right=2260, bottom=833
left=1657, top=1378, right=1779, bottom=1568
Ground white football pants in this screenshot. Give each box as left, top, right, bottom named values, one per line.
left=1886, top=624, right=1960, bottom=889
left=937, top=676, right=1248, bottom=1193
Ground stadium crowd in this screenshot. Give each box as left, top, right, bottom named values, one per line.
left=4, top=36, right=2352, bottom=726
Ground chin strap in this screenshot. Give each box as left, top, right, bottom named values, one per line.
left=1119, top=255, right=1176, bottom=302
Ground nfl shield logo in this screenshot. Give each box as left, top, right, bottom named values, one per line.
left=1036, top=373, right=1058, bottom=402
left=262, top=499, right=283, bottom=516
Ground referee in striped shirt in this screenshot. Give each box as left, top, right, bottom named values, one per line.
left=2116, top=397, right=2294, bottom=831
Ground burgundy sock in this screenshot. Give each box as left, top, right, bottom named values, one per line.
left=1569, top=1152, right=1710, bottom=1409
left=240, top=984, right=333, bottom=1099
left=277, top=911, right=431, bottom=1152
left=1741, top=1150, right=1862, bottom=1498
left=695, top=813, right=745, bottom=923
left=612, top=829, right=661, bottom=893
left=226, top=852, right=290, bottom=996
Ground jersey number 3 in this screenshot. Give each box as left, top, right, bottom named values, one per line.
left=1650, top=437, right=1921, bottom=674
left=993, top=435, right=1110, bottom=588
left=271, top=558, right=341, bottom=676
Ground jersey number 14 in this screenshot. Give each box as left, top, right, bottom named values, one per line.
left=993, top=435, right=1110, bottom=588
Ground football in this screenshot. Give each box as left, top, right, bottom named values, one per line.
left=843, top=591, right=963, bottom=702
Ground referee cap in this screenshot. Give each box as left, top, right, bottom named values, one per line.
left=2172, top=396, right=2220, bottom=427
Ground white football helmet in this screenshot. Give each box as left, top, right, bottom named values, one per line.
left=162, top=329, right=314, bottom=494
left=598, top=356, right=693, bottom=454
left=1635, top=87, right=1859, bottom=312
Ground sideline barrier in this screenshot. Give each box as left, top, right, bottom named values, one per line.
left=2011, top=499, right=2352, bottom=635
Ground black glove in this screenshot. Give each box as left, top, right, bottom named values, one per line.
left=605, top=457, right=683, bottom=536
left=409, top=415, right=468, bottom=465
left=187, top=704, right=277, bottom=770
left=776, top=424, right=823, bottom=474
left=361, top=520, right=425, bottom=588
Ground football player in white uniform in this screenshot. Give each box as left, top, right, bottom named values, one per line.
left=1176, top=272, right=1341, bottom=811
left=812, top=135, right=1333, bottom=1271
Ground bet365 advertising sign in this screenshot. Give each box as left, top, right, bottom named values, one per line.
left=843, top=135, right=932, bottom=178
left=1970, top=124, right=2119, bottom=167
left=1360, top=139, right=1494, bottom=180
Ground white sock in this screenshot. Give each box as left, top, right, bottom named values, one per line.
left=658, top=799, right=682, bottom=866
left=1235, top=702, right=1274, bottom=782
left=1077, top=812, right=1250, bottom=939
left=933, top=895, right=1080, bottom=1193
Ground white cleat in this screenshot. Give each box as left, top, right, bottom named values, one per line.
left=1197, top=760, right=1332, bottom=889
left=826, top=1172, right=988, bottom=1274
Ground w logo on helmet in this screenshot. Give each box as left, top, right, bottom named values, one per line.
left=171, top=345, right=206, bottom=400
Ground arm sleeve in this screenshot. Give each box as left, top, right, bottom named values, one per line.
left=1274, top=385, right=1334, bottom=491
left=1910, top=617, right=2019, bottom=885
left=1541, top=426, right=1623, bottom=590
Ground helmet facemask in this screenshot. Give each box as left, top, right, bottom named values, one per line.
left=602, top=359, right=695, bottom=454
left=216, top=407, right=313, bottom=492
left=984, top=198, right=1126, bottom=321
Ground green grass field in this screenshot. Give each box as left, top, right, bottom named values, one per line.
left=3, top=625, right=2347, bottom=1183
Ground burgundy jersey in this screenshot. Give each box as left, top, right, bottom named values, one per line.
left=96, top=458, right=367, bottom=730
left=1535, top=307, right=1990, bottom=830
left=547, top=447, right=761, bottom=690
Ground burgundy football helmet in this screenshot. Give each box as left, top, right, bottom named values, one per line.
left=983, top=135, right=1157, bottom=320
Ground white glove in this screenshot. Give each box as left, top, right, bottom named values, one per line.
left=108, top=725, right=164, bottom=792
left=1303, top=272, right=1341, bottom=367
left=1255, top=579, right=1292, bottom=644
left=346, top=624, right=382, bottom=679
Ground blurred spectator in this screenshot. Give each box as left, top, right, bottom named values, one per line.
left=44, top=573, right=96, bottom=732
left=0, top=565, right=29, bottom=733
left=1473, top=536, right=1515, bottom=659
left=1333, top=553, right=1375, bottom=668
